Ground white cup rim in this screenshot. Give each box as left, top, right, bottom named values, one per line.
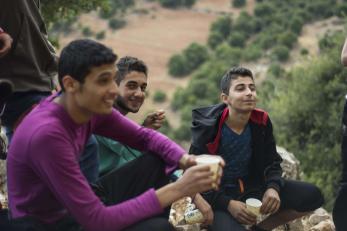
left=246, top=198, right=262, bottom=207
left=196, top=155, right=220, bottom=164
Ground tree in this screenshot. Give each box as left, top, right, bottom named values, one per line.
left=208, top=32, right=224, bottom=49
left=183, top=43, right=209, bottom=71
left=271, top=45, right=290, bottom=62
left=277, top=31, right=298, bottom=49
left=210, top=16, right=233, bottom=39
left=260, top=32, right=346, bottom=210
left=228, top=32, right=246, bottom=47
left=41, top=0, right=109, bottom=25
left=158, top=0, right=196, bottom=8
left=153, top=90, right=167, bottom=102
left=168, top=54, right=189, bottom=77
left=232, top=0, right=246, bottom=8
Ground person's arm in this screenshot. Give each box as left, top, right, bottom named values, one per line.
left=341, top=37, right=347, bottom=66
left=94, top=110, right=186, bottom=174
left=30, top=125, right=219, bottom=231
left=0, top=27, right=13, bottom=58
left=142, top=109, right=165, bottom=130
left=30, top=126, right=165, bottom=231
left=262, top=118, right=284, bottom=192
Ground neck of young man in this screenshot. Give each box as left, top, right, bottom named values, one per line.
left=54, top=94, right=93, bottom=125
left=114, top=103, right=129, bottom=116
left=225, top=107, right=251, bottom=134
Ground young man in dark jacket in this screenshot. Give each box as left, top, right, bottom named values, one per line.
left=190, top=67, right=324, bottom=231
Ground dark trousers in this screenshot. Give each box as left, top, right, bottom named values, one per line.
left=207, top=180, right=324, bottom=231
left=8, top=154, right=174, bottom=231
left=333, top=183, right=347, bottom=231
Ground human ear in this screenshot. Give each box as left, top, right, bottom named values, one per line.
left=62, top=75, right=79, bottom=93
left=221, top=93, right=228, bottom=104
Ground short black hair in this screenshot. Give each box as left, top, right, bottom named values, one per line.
left=58, top=39, right=117, bottom=91
left=115, top=56, right=148, bottom=85
left=220, top=67, right=254, bottom=95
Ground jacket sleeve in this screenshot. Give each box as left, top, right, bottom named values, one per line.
left=263, top=118, right=284, bottom=192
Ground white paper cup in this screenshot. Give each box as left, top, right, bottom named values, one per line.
left=246, top=198, right=262, bottom=216
left=184, top=209, right=204, bottom=224
left=196, top=155, right=221, bottom=188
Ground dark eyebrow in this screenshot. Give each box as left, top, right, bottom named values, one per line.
left=98, top=71, right=115, bottom=78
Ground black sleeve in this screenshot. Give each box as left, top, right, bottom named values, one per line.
left=201, top=190, right=231, bottom=212
left=263, top=118, right=284, bottom=192
left=189, top=143, right=206, bottom=155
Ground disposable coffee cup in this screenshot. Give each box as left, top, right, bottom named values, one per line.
left=246, top=198, right=262, bottom=216
left=195, top=155, right=221, bottom=188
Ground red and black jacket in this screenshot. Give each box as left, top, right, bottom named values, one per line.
left=189, top=103, right=284, bottom=211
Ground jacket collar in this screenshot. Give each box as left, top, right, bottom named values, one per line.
left=206, top=107, right=268, bottom=154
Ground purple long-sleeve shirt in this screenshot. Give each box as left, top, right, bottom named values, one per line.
left=7, top=95, right=185, bottom=231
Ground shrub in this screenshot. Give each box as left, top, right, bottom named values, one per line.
left=289, top=16, right=304, bottom=34
left=267, top=63, right=285, bottom=77
left=242, top=44, right=262, bottom=61
left=233, top=12, right=257, bottom=37
left=168, top=55, right=189, bottom=77
left=208, top=32, right=225, bottom=49
left=82, top=26, right=93, bottom=37
left=153, top=90, right=167, bottom=102
left=215, top=43, right=242, bottom=67
left=232, top=0, right=246, bottom=8
left=300, top=48, right=309, bottom=56
left=159, top=0, right=196, bottom=8
left=108, top=18, right=126, bottom=30
left=228, top=32, right=246, bottom=47
left=277, top=31, right=298, bottom=49
left=271, top=45, right=290, bottom=62
left=210, top=16, right=233, bottom=39
left=95, top=31, right=106, bottom=40
left=183, top=43, right=209, bottom=71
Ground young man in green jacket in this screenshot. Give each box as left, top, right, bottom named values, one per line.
left=97, top=56, right=166, bottom=176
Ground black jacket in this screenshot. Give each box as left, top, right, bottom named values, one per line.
left=189, top=103, right=284, bottom=211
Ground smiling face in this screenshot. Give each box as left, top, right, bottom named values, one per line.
left=221, top=76, right=257, bottom=113
left=73, top=63, right=118, bottom=116
left=115, top=71, right=147, bottom=114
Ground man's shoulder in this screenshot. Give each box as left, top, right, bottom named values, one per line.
left=250, top=108, right=269, bottom=126
left=192, top=103, right=226, bottom=120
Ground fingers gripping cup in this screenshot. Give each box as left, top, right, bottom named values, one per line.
left=195, top=155, right=221, bottom=189
left=246, top=198, right=262, bottom=216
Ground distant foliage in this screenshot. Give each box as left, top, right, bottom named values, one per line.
left=271, top=45, right=290, bottom=62
left=232, top=0, right=246, bottom=8
left=108, top=18, right=126, bottom=30
left=158, top=0, right=196, bottom=8
left=41, top=0, right=109, bottom=25
left=210, top=16, right=233, bottom=39
left=153, top=91, right=167, bottom=103
left=168, top=54, right=189, bottom=77
left=208, top=32, right=224, bottom=49
left=99, top=0, right=135, bottom=19
left=259, top=32, right=346, bottom=211
left=168, top=43, right=209, bottom=77
left=82, top=26, right=93, bottom=37
left=228, top=32, right=246, bottom=47
left=95, top=31, right=106, bottom=40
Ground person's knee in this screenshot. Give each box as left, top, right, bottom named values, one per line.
left=297, top=184, right=324, bottom=212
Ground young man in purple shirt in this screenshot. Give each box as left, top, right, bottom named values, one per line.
left=6, top=39, right=223, bottom=231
